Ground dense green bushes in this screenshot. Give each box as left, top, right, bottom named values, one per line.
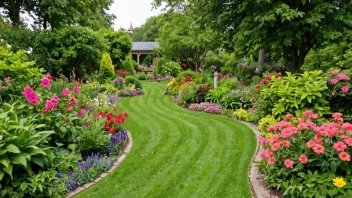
left=100, top=52, right=115, bottom=78
left=125, top=76, right=142, bottom=89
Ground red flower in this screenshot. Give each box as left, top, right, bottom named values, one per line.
left=124, top=113, right=128, bottom=118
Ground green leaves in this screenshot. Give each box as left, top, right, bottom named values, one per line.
left=6, top=144, right=20, bottom=153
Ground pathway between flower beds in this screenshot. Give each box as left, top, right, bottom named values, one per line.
left=77, top=82, right=256, bottom=198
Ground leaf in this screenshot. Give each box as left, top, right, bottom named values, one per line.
left=0, top=113, right=7, bottom=119
left=3, top=164, right=13, bottom=179
left=0, top=172, right=4, bottom=181
left=330, top=161, right=337, bottom=173
left=6, top=144, right=20, bottom=153
left=12, top=154, right=28, bottom=168
left=20, top=182, right=28, bottom=191
left=0, top=155, right=10, bottom=168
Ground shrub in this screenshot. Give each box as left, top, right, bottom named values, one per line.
left=118, top=54, right=136, bottom=75
left=162, top=61, right=182, bottom=77
left=0, top=46, right=44, bottom=80
left=99, top=52, right=115, bottom=78
left=175, top=70, right=200, bottom=83
left=125, top=76, right=142, bottom=89
left=247, top=111, right=261, bottom=122
left=258, top=112, right=352, bottom=197
left=145, top=73, right=154, bottom=80
left=136, top=72, right=146, bottom=80
left=258, top=115, right=277, bottom=137
left=220, top=109, right=235, bottom=117
left=77, top=118, right=110, bottom=155
left=233, top=108, right=249, bottom=120
left=178, top=82, right=197, bottom=105
left=188, top=102, right=222, bottom=114
left=259, top=71, right=330, bottom=119
left=165, top=78, right=180, bottom=95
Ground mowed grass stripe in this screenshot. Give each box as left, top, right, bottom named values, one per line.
left=77, top=82, right=256, bottom=198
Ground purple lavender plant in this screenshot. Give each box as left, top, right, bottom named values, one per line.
left=110, top=130, right=128, bottom=153
left=107, top=94, right=119, bottom=105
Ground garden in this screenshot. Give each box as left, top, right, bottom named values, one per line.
left=1, top=0, right=352, bottom=197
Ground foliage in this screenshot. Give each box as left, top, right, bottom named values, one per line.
left=258, top=112, right=352, bottom=197
left=220, top=109, right=235, bottom=118
left=0, top=46, right=44, bottom=80
left=259, top=71, right=330, bottom=119
left=258, top=116, right=277, bottom=137
left=32, top=26, right=108, bottom=78
left=136, top=72, right=146, bottom=80
left=145, top=74, right=154, bottom=81
left=155, top=0, right=352, bottom=73
left=246, top=111, right=261, bottom=123
left=99, top=52, right=115, bottom=79
left=77, top=118, right=110, bottom=155
left=178, top=82, right=197, bottom=105
left=165, top=78, right=180, bottom=95
left=0, top=27, right=34, bottom=52
left=99, top=29, right=132, bottom=66
left=175, top=70, right=200, bottom=83
left=118, top=54, right=136, bottom=75
left=161, top=61, right=182, bottom=77
left=117, top=89, right=144, bottom=98
left=124, top=76, right=142, bottom=89
left=132, top=15, right=165, bottom=41
left=233, top=108, right=248, bottom=121
left=53, top=148, right=82, bottom=173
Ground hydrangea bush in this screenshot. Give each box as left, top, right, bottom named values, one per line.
left=259, top=111, right=352, bottom=197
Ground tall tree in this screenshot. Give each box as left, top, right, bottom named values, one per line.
left=132, top=15, right=165, bottom=42
left=0, top=0, right=32, bottom=26
left=154, top=0, right=352, bottom=73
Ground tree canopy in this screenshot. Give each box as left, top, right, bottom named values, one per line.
left=154, top=0, right=352, bottom=72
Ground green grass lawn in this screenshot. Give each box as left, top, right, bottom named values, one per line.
left=77, top=82, right=256, bottom=198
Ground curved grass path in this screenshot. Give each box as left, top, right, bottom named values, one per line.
left=77, top=82, right=256, bottom=198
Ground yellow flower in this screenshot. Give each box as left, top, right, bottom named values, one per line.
left=333, top=177, right=346, bottom=188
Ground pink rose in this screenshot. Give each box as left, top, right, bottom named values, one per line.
left=62, top=88, right=70, bottom=97
left=73, top=86, right=80, bottom=94
left=338, top=73, right=350, bottom=81
left=4, top=77, right=11, bottom=84
left=330, top=79, right=338, bottom=85
left=70, top=97, right=77, bottom=105
left=78, top=109, right=85, bottom=117
left=341, top=86, right=349, bottom=93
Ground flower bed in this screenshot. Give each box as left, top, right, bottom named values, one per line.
left=258, top=111, right=352, bottom=197
left=188, top=102, right=222, bottom=114
left=117, top=88, right=144, bottom=97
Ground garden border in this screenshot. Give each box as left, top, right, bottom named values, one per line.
left=65, top=132, right=133, bottom=198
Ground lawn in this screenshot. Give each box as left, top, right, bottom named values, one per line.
left=77, top=82, right=256, bottom=198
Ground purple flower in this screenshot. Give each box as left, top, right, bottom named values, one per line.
left=56, top=173, right=63, bottom=179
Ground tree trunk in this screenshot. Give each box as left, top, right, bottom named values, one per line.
left=9, top=0, right=23, bottom=26
left=258, top=48, right=264, bottom=73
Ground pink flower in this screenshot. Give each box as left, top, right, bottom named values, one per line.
left=271, top=142, right=281, bottom=151
left=334, top=142, right=347, bottom=152
left=266, top=74, right=272, bottom=80
left=314, top=134, right=323, bottom=143
left=281, top=140, right=290, bottom=148
left=332, top=112, right=343, bottom=122
left=259, top=137, right=267, bottom=145
left=342, top=123, right=352, bottom=133
left=306, top=140, right=316, bottom=148
left=268, top=156, right=276, bottom=165
left=298, top=154, right=308, bottom=164
left=330, top=79, right=338, bottom=85
left=52, top=95, right=60, bottom=105
left=339, top=152, right=350, bottom=161
left=84, top=122, right=89, bottom=126
left=338, top=73, right=350, bottom=81
left=4, top=77, right=11, bottom=84
left=297, top=123, right=308, bottom=130
left=67, top=106, right=73, bottom=111
left=78, top=109, right=85, bottom=117
left=261, top=79, right=267, bottom=84
left=284, top=113, right=293, bottom=120
left=22, top=86, right=39, bottom=105
left=70, top=97, right=77, bottom=105
left=260, top=150, right=272, bottom=159
left=62, top=88, right=70, bottom=97
left=284, top=159, right=294, bottom=169
left=312, top=144, right=325, bottom=154
left=73, top=86, right=81, bottom=94
left=44, top=100, right=56, bottom=111
left=341, top=86, right=349, bottom=93
left=275, top=72, right=282, bottom=78
left=40, top=77, right=51, bottom=88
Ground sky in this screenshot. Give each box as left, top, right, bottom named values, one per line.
left=108, top=0, right=164, bottom=30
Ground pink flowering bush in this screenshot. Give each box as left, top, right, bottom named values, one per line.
left=259, top=111, right=352, bottom=197
left=189, top=102, right=222, bottom=114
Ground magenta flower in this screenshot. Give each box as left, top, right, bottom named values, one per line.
left=51, top=95, right=60, bottom=105
left=73, top=86, right=80, bottom=94
left=62, top=88, right=70, bottom=97
left=44, top=100, right=56, bottom=111
left=70, top=97, right=77, bottom=105
left=341, top=86, right=349, bottom=93
left=338, top=73, right=350, bottom=81
left=40, top=77, right=51, bottom=88
left=22, top=86, right=39, bottom=105
left=67, top=105, right=73, bottom=111
left=330, top=79, right=338, bottom=85
left=4, top=77, right=11, bottom=84
left=78, top=109, right=85, bottom=117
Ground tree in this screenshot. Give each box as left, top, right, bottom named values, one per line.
left=158, top=12, right=219, bottom=70
left=0, top=0, right=32, bottom=26
left=132, top=15, right=165, bottom=42
left=154, top=0, right=352, bottom=73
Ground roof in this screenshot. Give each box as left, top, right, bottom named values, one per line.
left=132, top=42, right=159, bottom=51
left=128, top=23, right=135, bottom=31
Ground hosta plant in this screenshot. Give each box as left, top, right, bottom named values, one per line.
left=258, top=111, right=352, bottom=197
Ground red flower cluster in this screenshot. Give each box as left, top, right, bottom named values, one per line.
left=181, top=63, right=187, bottom=68
left=115, top=69, right=130, bottom=77
left=96, top=111, right=128, bottom=133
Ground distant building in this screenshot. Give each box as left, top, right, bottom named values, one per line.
left=131, top=42, right=159, bottom=65
left=128, top=22, right=135, bottom=33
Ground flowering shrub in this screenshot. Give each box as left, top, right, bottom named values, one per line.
left=117, top=88, right=144, bottom=97
left=165, top=78, right=180, bottom=95
left=233, top=108, right=249, bottom=120
left=258, top=115, right=277, bottom=137
left=112, top=77, right=125, bottom=90
left=162, top=61, right=182, bottom=77
left=189, top=102, right=222, bottom=114
left=259, top=111, right=352, bottom=197
left=115, top=69, right=130, bottom=77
